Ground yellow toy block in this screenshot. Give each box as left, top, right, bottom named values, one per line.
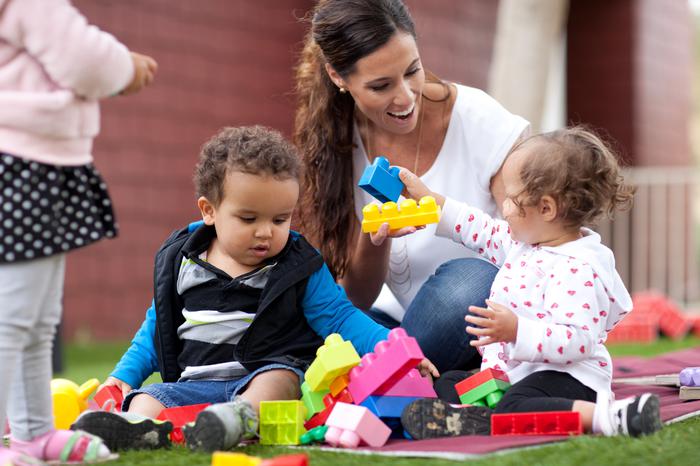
left=211, top=452, right=262, bottom=466
left=361, top=196, right=441, bottom=233
left=259, top=400, right=306, bottom=445
left=304, top=334, right=360, bottom=392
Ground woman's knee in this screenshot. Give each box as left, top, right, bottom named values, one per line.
left=426, top=258, right=498, bottom=309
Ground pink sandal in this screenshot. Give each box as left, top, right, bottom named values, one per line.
left=0, top=447, right=46, bottom=466
left=10, top=430, right=117, bottom=465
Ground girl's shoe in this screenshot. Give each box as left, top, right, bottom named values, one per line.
left=10, top=430, right=116, bottom=464
left=71, top=411, right=172, bottom=451
left=401, top=398, right=492, bottom=439
left=597, top=393, right=662, bottom=437
left=0, top=447, right=47, bottom=466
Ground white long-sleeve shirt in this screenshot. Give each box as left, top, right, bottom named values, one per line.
left=435, top=198, right=633, bottom=396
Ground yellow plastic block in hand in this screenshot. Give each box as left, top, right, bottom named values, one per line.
left=211, top=452, right=262, bottom=466
left=51, top=378, right=100, bottom=429
left=304, top=334, right=360, bottom=392
left=361, top=196, right=441, bottom=233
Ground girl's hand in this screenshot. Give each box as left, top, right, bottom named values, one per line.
left=398, top=168, right=445, bottom=206
left=417, top=358, right=440, bottom=381
left=465, top=300, right=518, bottom=347
left=99, top=376, right=132, bottom=398
left=121, top=52, right=158, bottom=95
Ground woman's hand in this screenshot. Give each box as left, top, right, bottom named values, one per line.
left=99, top=376, right=132, bottom=398
left=465, top=300, right=518, bottom=347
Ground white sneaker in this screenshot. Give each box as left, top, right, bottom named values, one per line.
left=597, top=393, right=662, bottom=437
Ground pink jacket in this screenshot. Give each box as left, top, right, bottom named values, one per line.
left=0, top=0, right=134, bottom=165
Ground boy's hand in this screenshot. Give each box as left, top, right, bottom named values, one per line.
left=99, top=376, right=132, bottom=398
left=398, top=168, right=445, bottom=207
left=121, top=52, right=158, bottom=95
left=465, top=300, right=518, bottom=347
left=417, top=358, right=440, bottom=381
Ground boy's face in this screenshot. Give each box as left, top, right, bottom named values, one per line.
left=199, top=171, right=299, bottom=268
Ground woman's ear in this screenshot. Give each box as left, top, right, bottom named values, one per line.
left=197, top=196, right=216, bottom=225
left=324, top=63, right=346, bottom=90
left=539, top=195, right=558, bottom=222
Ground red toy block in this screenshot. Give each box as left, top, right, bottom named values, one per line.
left=93, top=386, right=124, bottom=412
left=373, top=369, right=436, bottom=398
left=303, top=388, right=353, bottom=431
left=491, top=411, right=582, bottom=436
left=658, top=303, right=691, bottom=340
left=347, top=328, right=424, bottom=404
left=454, top=368, right=509, bottom=397
left=688, top=313, right=700, bottom=337
left=157, top=403, right=209, bottom=444
left=606, top=313, right=658, bottom=343
left=261, top=454, right=308, bottom=466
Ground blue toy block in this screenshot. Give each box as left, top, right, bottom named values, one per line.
left=358, top=156, right=404, bottom=203
left=359, top=395, right=419, bottom=419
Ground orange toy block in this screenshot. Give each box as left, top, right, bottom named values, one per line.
left=329, top=374, right=349, bottom=397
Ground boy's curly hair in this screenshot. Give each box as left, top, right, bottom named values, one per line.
left=194, top=126, right=301, bottom=206
left=512, top=126, right=635, bottom=227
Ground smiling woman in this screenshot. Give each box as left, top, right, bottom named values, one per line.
left=293, top=0, right=530, bottom=374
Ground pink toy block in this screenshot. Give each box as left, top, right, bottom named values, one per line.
left=373, top=369, right=436, bottom=398
left=454, top=368, right=509, bottom=397
left=324, top=402, right=391, bottom=448
left=93, top=385, right=123, bottom=412
left=491, top=411, right=582, bottom=436
left=347, top=328, right=424, bottom=404
left=157, top=403, right=209, bottom=444
left=303, top=388, right=353, bottom=431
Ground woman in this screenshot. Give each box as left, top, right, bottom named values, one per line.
left=294, top=0, right=529, bottom=373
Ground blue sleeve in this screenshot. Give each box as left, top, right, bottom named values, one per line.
left=110, top=301, right=160, bottom=389
left=302, top=263, right=390, bottom=355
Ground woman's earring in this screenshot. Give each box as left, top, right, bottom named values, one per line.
left=339, top=87, right=347, bottom=94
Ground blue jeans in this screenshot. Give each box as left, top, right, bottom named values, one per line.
left=368, top=258, right=498, bottom=374
left=122, top=364, right=304, bottom=410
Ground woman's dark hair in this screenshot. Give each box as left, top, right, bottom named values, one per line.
left=293, top=0, right=418, bottom=278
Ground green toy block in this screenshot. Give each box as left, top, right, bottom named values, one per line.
left=259, top=400, right=307, bottom=445
left=304, top=334, right=360, bottom=391
left=300, top=381, right=329, bottom=420
left=300, top=425, right=328, bottom=445
left=458, top=378, right=510, bottom=408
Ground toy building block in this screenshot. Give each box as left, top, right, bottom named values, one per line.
left=324, top=402, right=391, bottom=448
left=301, top=381, right=329, bottom=420
left=51, top=378, right=100, bottom=430
left=361, top=196, right=441, bottom=233
left=457, top=378, right=511, bottom=408
left=259, top=400, right=306, bottom=445
left=347, top=328, right=424, bottom=405
left=455, top=368, right=509, bottom=396
left=303, top=388, right=353, bottom=430
left=658, top=303, right=691, bottom=340
left=374, top=369, right=437, bottom=398
left=304, top=334, right=360, bottom=392
left=93, top=385, right=124, bottom=412
left=212, top=452, right=262, bottom=466
left=329, top=374, right=350, bottom=397
left=358, top=156, right=404, bottom=203
left=491, top=411, right=582, bottom=436
left=157, top=403, right=210, bottom=444
left=261, top=454, right=308, bottom=466
left=680, top=386, right=700, bottom=400
left=605, top=314, right=658, bottom=343
left=300, top=425, right=328, bottom=445
left=680, top=367, right=700, bottom=387
left=360, top=395, right=419, bottom=419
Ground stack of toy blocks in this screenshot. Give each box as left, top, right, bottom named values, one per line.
left=455, top=368, right=511, bottom=408
left=259, top=400, right=307, bottom=445
left=358, top=156, right=403, bottom=203
left=680, top=367, right=700, bottom=400
left=211, top=452, right=308, bottom=466
left=361, top=196, right=441, bottom=233
left=607, top=291, right=692, bottom=343
left=156, top=403, right=210, bottom=444
left=491, top=411, right=582, bottom=436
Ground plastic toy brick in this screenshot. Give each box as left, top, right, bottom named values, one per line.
left=658, top=303, right=691, bottom=340
left=324, top=402, right=391, bottom=448
left=300, top=381, right=329, bottom=420
left=361, top=196, right=441, bottom=233
left=93, top=385, right=124, bottom=412
left=347, top=328, right=424, bottom=405
left=303, top=388, right=353, bottom=430
left=51, top=378, right=99, bottom=430
left=261, top=454, right=308, bottom=466
left=458, top=378, right=511, bottom=408
left=680, top=367, right=700, bottom=387
left=358, top=156, right=404, bottom=203
left=304, top=334, right=361, bottom=392
left=211, top=452, right=262, bottom=466
left=455, top=368, right=510, bottom=397
left=259, top=400, right=307, bottom=445
left=374, top=369, right=437, bottom=398
left=491, top=411, right=582, bottom=436
left=157, top=403, right=210, bottom=444
left=605, top=314, right=658, bottom=343
left=329, top=374, right=350, bottom=397
left=299, top=425, right=328, bottom=445
left=360, top=395, right=419, bottom=419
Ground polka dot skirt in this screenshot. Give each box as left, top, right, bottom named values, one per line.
left=0, top=153, right=118, bottom=263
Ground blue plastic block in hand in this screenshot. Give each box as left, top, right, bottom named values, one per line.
left=358, top=156, right=404, bottom=203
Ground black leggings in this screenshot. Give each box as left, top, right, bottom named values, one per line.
left=435, top=370, right=597, bottom=413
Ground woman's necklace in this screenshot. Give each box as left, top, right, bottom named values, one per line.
left=364, top=94, right=425, bottom=175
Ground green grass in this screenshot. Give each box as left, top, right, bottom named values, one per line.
left=56, top=337, right=700, bottom=465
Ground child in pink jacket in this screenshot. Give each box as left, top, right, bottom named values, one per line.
left=0, top=0, right=156, bottom=464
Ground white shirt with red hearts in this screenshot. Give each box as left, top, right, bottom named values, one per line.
left=436, top=197, right=633, bottom=396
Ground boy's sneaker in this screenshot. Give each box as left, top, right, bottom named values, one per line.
left=70, top=411, right=173, bottom=451
left=606, top=394, right=662, bottom=437
left=401, top=398, right=492, bottom=439
left=183, top=397, right=258, bottom=452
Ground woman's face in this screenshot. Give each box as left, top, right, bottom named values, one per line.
left=333, top=32, right=425, bottom=135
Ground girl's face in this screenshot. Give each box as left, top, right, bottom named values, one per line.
left=330, top=32, right=425, bottom=135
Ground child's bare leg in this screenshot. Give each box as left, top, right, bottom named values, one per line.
left=238, top=369, right=300, bottom=413
left=126, top=393, right=166, bottom=419
left=572, top=400, right=595, bottom=432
